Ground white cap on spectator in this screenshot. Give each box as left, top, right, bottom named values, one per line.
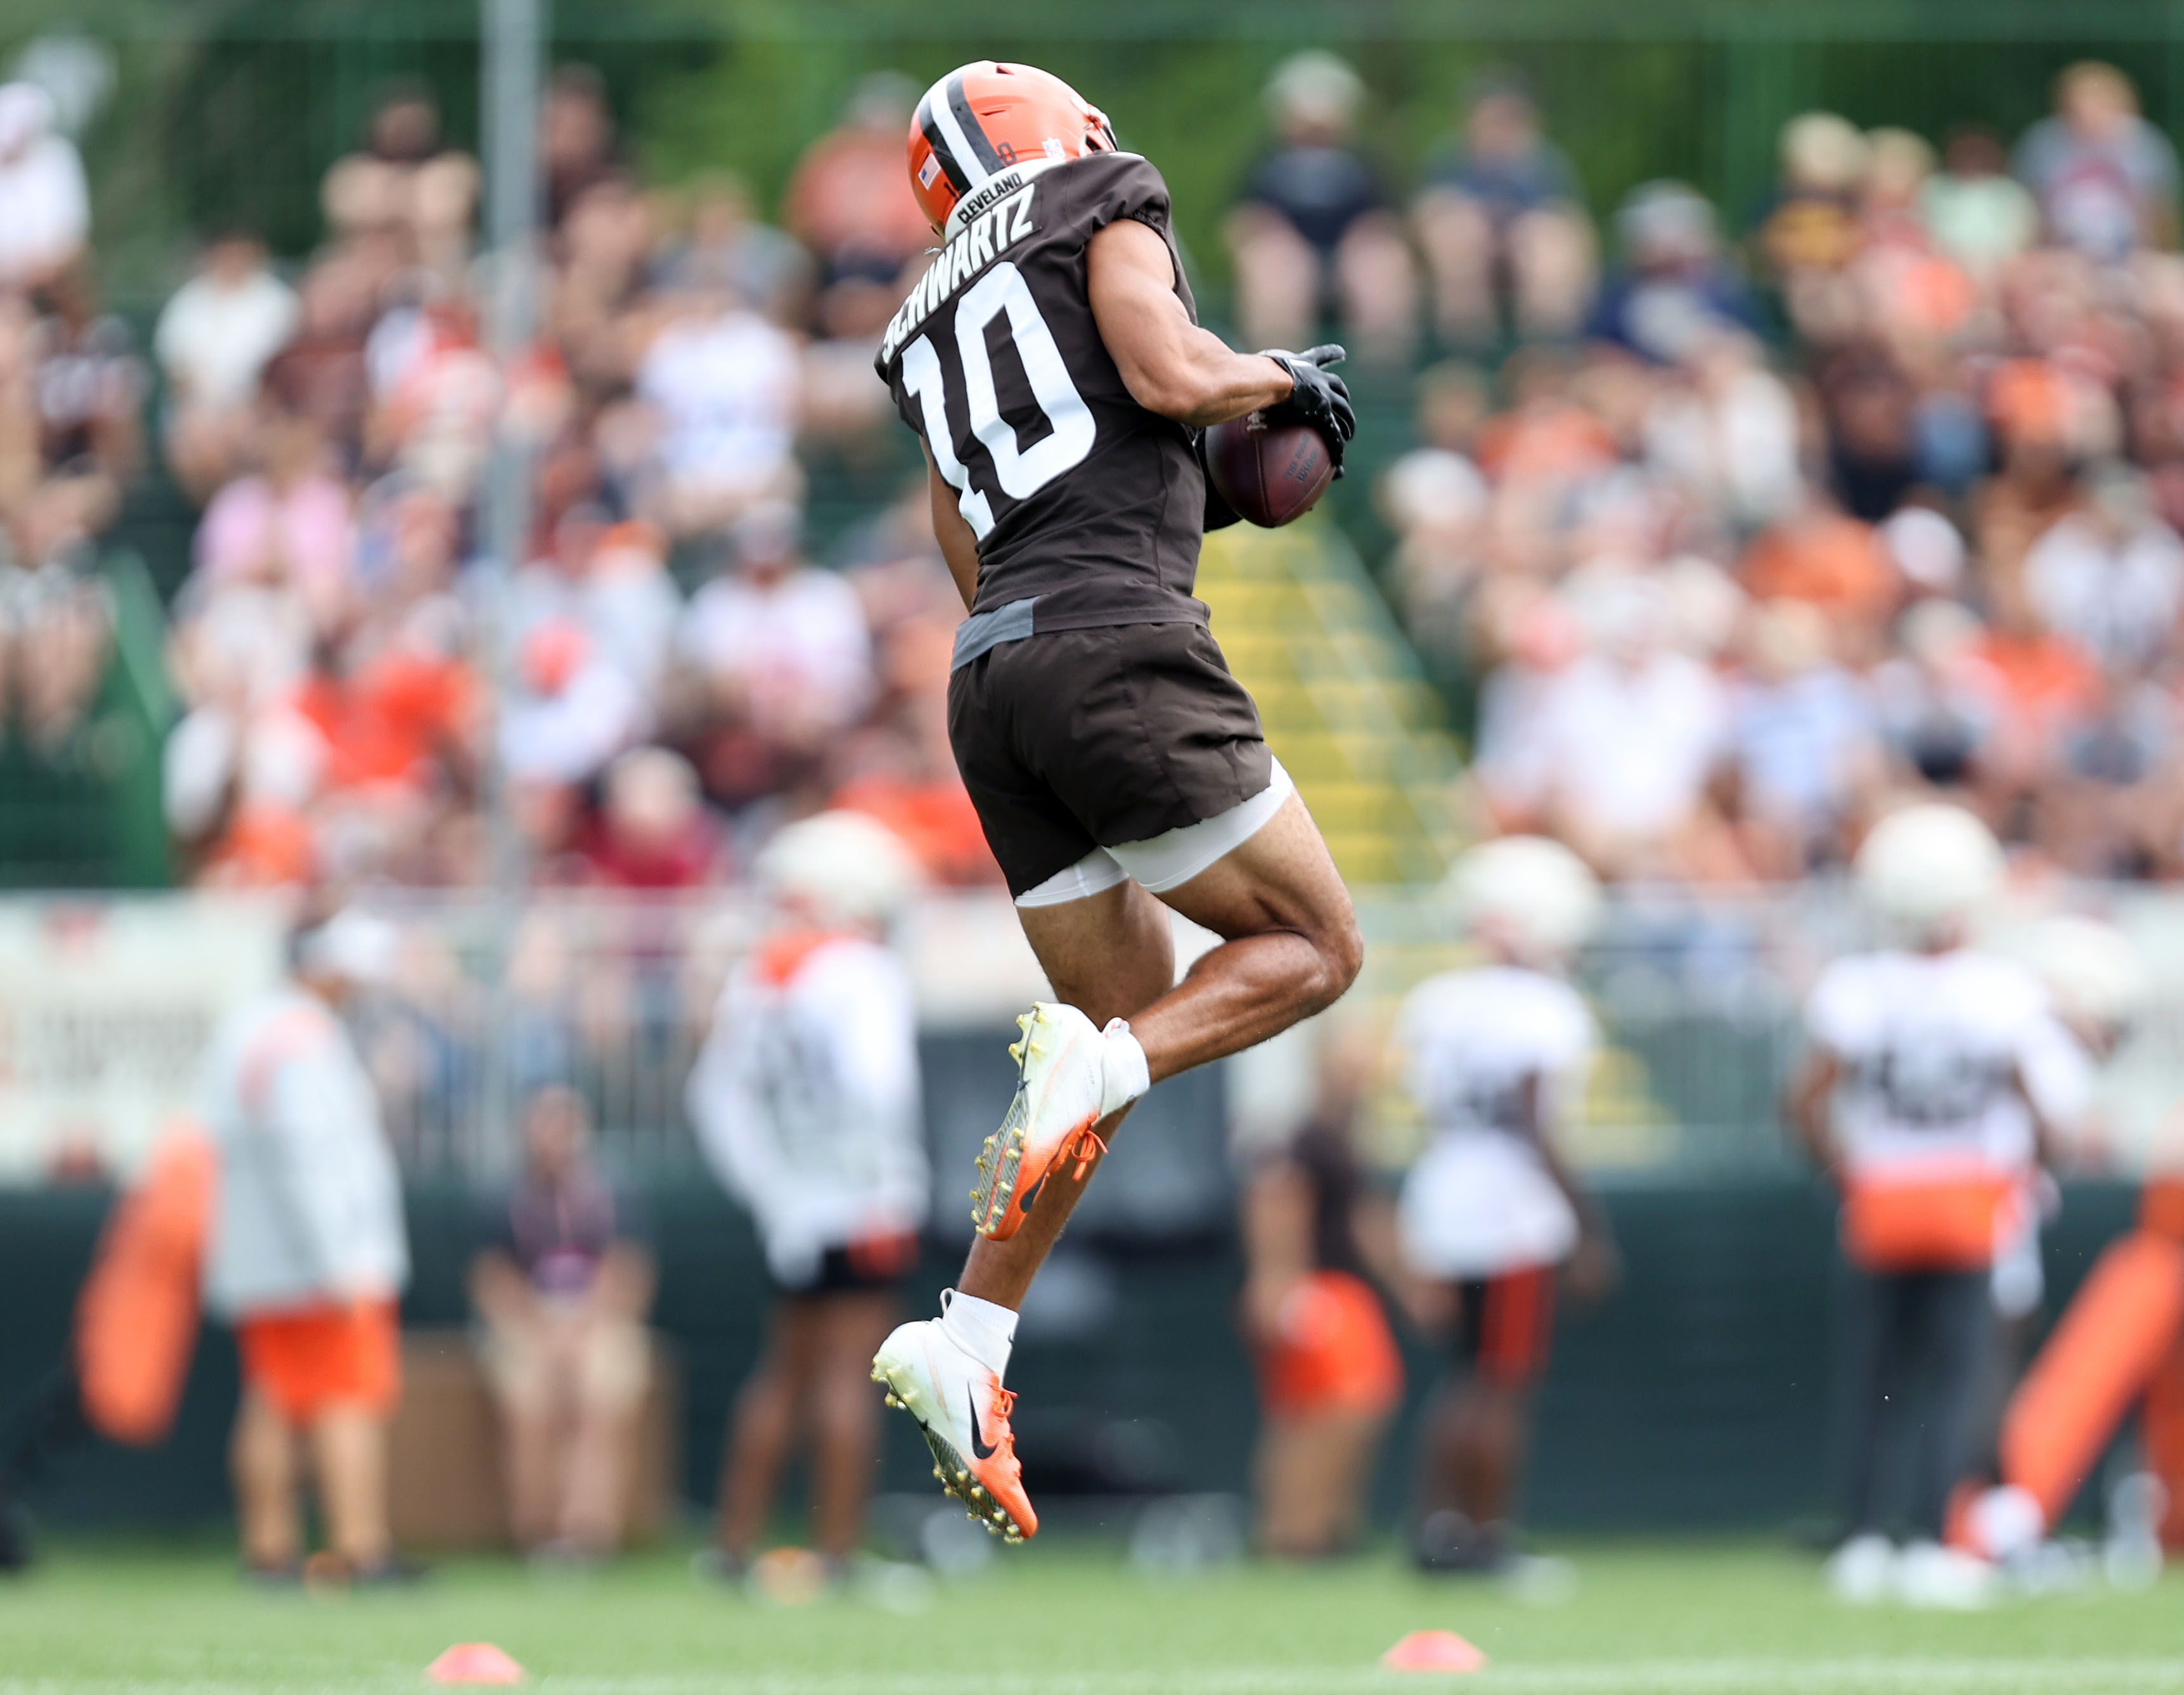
left=1381, top=448, right=1488, bottom=532
left=1442, top=835, right=1602, bottom=966
left=297, top=908, right=400, bottom=989
left=1882, top=506, right=1966, bottom=595
left=1265, top=51, right=1364, bottom=130
left=1856, top=804, right=2003, bottom=943
left=756, top=810, right=921, bottom=928
left=1617, top=181, right=1717, bottom=264
left=1779, top=112, right=1870, bottom=193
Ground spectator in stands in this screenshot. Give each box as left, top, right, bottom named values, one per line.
left=1922, top=125, right=2040, bottom=282
left=191, top=403, right=354, bottom=624
left=321, top=86, right=479, bottom=286
left=675, top=502, right=872, bottom=809
left=0, top=83, right=87, bottom=294
left=635, top=271, right=802, bottom=537
left=200, top=910, right=411, bottom=1583
left=657, top=173, right=811, bottom=330
left=1752, top=113, right=1869, bottom=345
left=155, top=233, right=300, bottom=499
left=782, top=73, right=931, bottom=328
left=2022, top=461, right=2184, bottom=674
left=2014, top=61, right=2178, bottom=263
left=1413, top=73, right=1594, bottom=349
left=501, top=615, right=647, bottom=792
left=1726, top=598, right=1883, bottom=875
left=687, top=813, right=926, bottom=1582
left=1523, top=575, right=1735, bottom=881
left=541, top=64, right=621, bottom=232
left=32, top=265, right=143, bottom=532
left=576, top=746, right=723, bottom=891
left=1226, top=52, right=1418, bottom=364
left=470, top=1085, right=656, bottom=1563
left=1590, top=182, right=1761, bottom=366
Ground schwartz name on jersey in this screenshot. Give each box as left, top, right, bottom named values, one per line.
left=876, top=151, right=1208, bottom=638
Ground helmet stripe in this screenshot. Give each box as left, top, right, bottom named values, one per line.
left=944, top=71, right=1006, bottom=174
left=924, top=72, right=993, bottom=193
left=915, top=91, right=972, bottom=197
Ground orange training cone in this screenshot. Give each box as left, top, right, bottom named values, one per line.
left=425, top=1644, right=525, bottom=1685
left=1381, top=1630, right=1488, bottom=1673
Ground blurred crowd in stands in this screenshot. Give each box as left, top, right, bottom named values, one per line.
left=1348, top=56, right=2184, bottom=886
left=150, top=67, right=988, bottom=897
left=14, top=51, right=2184, bottom=898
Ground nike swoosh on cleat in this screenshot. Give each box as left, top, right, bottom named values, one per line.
left=967, top=1387, right=997, bottom=1461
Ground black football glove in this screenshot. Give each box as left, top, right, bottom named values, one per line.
left=1258, top=343, right=1355, bottom=477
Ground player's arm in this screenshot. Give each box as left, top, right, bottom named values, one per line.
left=1086, top=218, right=1295, bottom=427
left=1785, top=1048, right=1841, bottom=1178
left=926, top=453, right=980, bottom=614
left=1521, top=1069, right=1619, bottom=1304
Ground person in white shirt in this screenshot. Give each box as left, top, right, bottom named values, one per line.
left=0, top=82, right=86, bottom=292
left=686, top=812, right=927, bottom=1579
left=1530, top=576, right=1730, bottom=878
left=676, top=502, right=874, bottom=804
left=1788, top=804, right=2063, bottom=1607
left=199, top=910, right=411, bottom=1582
left=2024, top=465, right=2184, bottom=675
left=636, top=288, right=802, bottom=538
left=155, top=233, right=300, bottom=497
left=1392, top=835, right=1617, bottom=1573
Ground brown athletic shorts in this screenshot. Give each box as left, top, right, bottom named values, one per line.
left=947, top=620, right=1274, bottom=897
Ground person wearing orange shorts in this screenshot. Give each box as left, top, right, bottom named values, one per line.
left=1241, top=1033, right=1404, bottom=1557
left=200, top=911, right=411, bottom=1583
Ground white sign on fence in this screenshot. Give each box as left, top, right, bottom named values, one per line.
left=0, top=895, right=286, bottom=1183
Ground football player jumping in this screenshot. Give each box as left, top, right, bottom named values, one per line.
left=867, top=62, right=1362, bottom=1541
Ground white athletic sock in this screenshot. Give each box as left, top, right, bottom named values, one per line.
left=940, top=1289, right=1018, bottom=1379
left=1099, top=1019, right=1151, bottom=1117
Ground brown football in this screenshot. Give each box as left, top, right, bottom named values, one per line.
left=1205, top=413, right=1336, bottom=528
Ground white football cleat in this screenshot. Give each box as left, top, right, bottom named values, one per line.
left=1825, top=1533, right=1896, bottom=1605
left=1894, top=1539, right=1996, bottom=1610
left=972, top=1003, right=1142, bottom=1240
left=870, top=1317, right=1036, bottom=1542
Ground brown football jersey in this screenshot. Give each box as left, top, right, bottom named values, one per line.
left=876, top=151, right=1209, bottom=635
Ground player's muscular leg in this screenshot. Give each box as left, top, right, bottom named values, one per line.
left=958, top=879, right=1175, bottom=1308
left=960, top=801, right=1358, bottom=1310
left=1132, top=796, right=1362, bottom=1080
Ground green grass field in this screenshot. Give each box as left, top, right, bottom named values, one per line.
left=4, top=1537, right=2183, bottom=1695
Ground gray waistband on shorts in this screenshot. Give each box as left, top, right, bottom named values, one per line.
left=951, top=595, right=1039, bottom=671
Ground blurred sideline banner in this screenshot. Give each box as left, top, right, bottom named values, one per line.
left=0, top=896, right=286, bottom=1183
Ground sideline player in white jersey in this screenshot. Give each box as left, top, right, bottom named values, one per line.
left=1788, top=804, right=2064, bottom=1606
left=200, top=910, right=411, bottom=1582
left=865, top=61, right=1364, bottom=1541
left=687, top=813, right=929, bottom=1578
left=1390, top=837, right=1617, bottom=1573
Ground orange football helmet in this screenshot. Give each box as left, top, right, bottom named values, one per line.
left=907, top=61, right=1118, bottom=235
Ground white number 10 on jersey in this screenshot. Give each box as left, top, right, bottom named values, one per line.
left=900, top=261, right=1097, bottom=540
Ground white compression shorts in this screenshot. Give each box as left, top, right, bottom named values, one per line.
left=1014, top=759, right=1296, bottom=909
